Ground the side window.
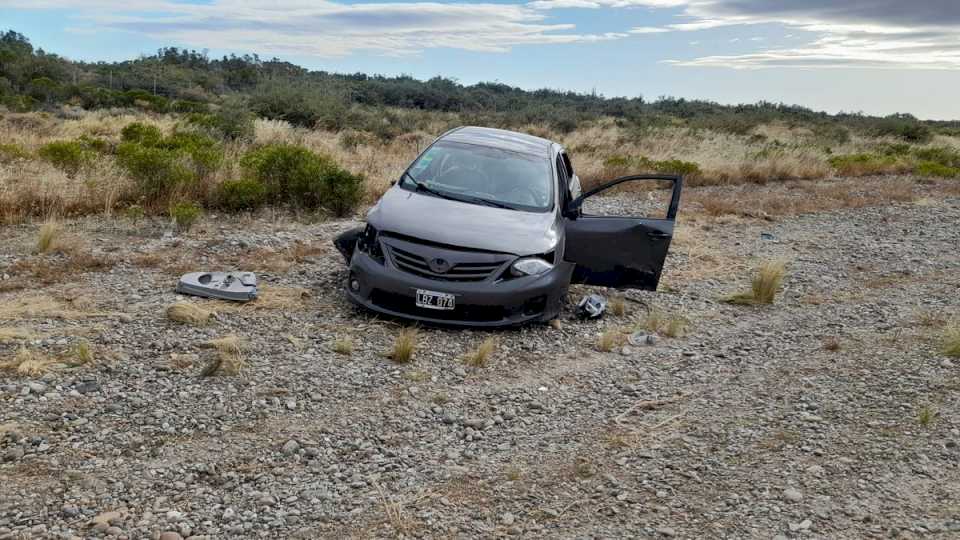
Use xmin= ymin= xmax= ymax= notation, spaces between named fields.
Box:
xmin=561 ymin=152 xmax=574 ymax=179
xmin=555 ymin=155 xmax=569 ymax=202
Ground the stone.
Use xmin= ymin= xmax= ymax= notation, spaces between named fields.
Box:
xmin=656 ymin=527 xmax=677 ymax=537
xmin=158 ymin=533 xmax=184 ymax=540
xmin=501 ymin=513 xmax=515 ymax=525
xmin=282 ymin=440 xmax=300 ymax=454
xmin=783 ymin=488 xmax=804 ymax=502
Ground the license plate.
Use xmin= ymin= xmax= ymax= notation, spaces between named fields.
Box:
xmin=415 ymin=289 xmax=455 ymax=310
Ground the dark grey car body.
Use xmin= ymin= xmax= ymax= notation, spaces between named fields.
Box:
xmin=341 ymin=126 xmax=683 ymax=326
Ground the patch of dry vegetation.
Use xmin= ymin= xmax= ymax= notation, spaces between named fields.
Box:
xmin=640 ymin=308 xmax=688 ymax=338
xmin=464 ymin=337 xmax=496 ymax=368
xmin=35 ymin=219 xmax=61 ymax=253
xmin=0 ymin=327 xmax=34 ymax=342
xmin=0 ymin=294 xmax=111 ymax=320
xmin=166 ymin=302 xmax=214 ymax=325
xmin=332 ymin=337 xmax=354 ymax=356
xmin=0 ymin=348 xmax=55 ymax=376
xmin=943 ymin=322 xmax=960 ymax=358
xmin=200 ymin=335 xmax=248 ymax=376
xmin=596 ymin=328 xmax=627 ymax=352
xmin=389 ymin=327 xmax=418 ymax=363
xmin=726 ymin=260 xmax=786 ymax=305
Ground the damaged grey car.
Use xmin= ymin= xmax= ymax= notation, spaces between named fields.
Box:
xmin=335 ymin=126 xmax=683 ymax=327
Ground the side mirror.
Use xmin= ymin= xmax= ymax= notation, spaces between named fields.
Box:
xmin=564 ymin=198 xmax=583 ymax=218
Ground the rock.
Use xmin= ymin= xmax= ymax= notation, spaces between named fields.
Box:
xmin=656 ymin=527 xmax=677 ymax=537
xmin=75 ymin=381 xmax=100 ymax=394
xmin=165 ymin=510 xmax=184 ymax=522
xmin=501 ymin=513 xmax=515 ymax=526
xmin=285 ymin=399 xmax=297 ymax=410
xmin=789 ymin=519 xmax=812 ymax=532
xmin=27 ymin=382 xmax=47 ymax=394
xmin=628 ymin=332 xmax=657 ymax=346
xmin=158 ymin=533 xmax=184 ymax=540
xmin=105 ymin=526 xmax=124 ymax=536
xmin=783 ymin=488 xmax=804 ymax=502
xmin=282 ymin=440 xmax=300 ymax=454
xmin=91 ymin=511 xmax=122 ymax=525
xmin=222 ymin=508 xmax=236 ymax=521
xmin=2 ymin=447 xmax=24 ymax=462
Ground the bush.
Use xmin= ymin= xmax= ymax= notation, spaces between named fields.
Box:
xmin=187 ymin=101 xmax=256 ymax=141
xmin=217 ymin=178 xmax=268 ymax=210
xmin=77 ymin=134 xmax=111 ymax=153
xmin=912 ymin=146 xmax=960 ymax=168
xmin=0 ymin=143 xmax=29 ymax=163
xmin=915 ymin=161 xmax=960 ymax=178
xmin=169 ymin=202 xmax=202 ymax=231
xmin=240 ymin=143 xmax=364 ymax=214
xmin=117 ymin=142 xmax=194 ymax=200
xmin=828 ymin=153 xmax=902 ymax=176
xmin=161 ymin=131 xmax=223 ymax=179
xmin=38 ymin=140 xmax=92 ymax=176
xmin=170 ymin=100 xmax=208 ymax=114
xmin=876 ymin=116 xmax=932 ymax=143
xmin=121 ymin=122 xmax=163 ymax=146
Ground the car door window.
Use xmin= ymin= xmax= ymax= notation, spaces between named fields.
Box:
xmin=580 ymin=178 xmax=675 ymax=219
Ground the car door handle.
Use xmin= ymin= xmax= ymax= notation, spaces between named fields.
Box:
xmin=647 ymin=231 xmax=671 ymax=239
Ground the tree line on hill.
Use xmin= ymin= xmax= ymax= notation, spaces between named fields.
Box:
xmin=2 ymin=29 xmax=957 ymax=142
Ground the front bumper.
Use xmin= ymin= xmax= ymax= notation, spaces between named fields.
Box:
xmin=345 ymin=250 xmax=571 ymax=327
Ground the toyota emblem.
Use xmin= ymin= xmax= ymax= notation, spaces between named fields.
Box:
xmin=429 ymin=258 xmax=450 ymax=273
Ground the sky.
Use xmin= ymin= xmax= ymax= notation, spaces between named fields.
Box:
xmin=3 ymin=0 xmax=959 ymax=120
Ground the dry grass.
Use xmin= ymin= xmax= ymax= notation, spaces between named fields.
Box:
xmin=463 ymin=337 xmax=496 ymax=368
xmin=596 ymin=328 xmax=626 ymax=352
xmin=166 ymin=302 xmax=215 ymax=326
xmin=0 ymin=294 xmax=110 ymax=320
xmin=35 ymin=219 xmax=62 ymax=253
xmin=609 ymin=296 xmax=627 ymax=317
xmin=333 ymin=337 xmax=354 ymax=356
xmin=918 ymin=405 xmax=938 ymax=427
xmin=943 ymin=322 xmax=960 ymax=358
xmin=389 ymin=327 xmax=418 ymax=363
xmin=71 ymin=339 xmax=94 ymax=365
xmin=823 ymin=337 xmax=842 ymax=352
xmin=200 ymin=335 xmax=248 ymax=376
xmin=640 ymin=308 xmax=688 ymax=338
xmin=0 ymin=327 xmax=34 ymax=342
xmin=0 ymin=348 xmax=55 ymax=376
xmin=726 ymin=260 xmax=786 ymax=305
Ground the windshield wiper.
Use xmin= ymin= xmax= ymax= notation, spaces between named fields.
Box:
xmin=402 ymin=172 xmax=517 ymax=210
xmin=402 ymin=172 xmax=464 ymax=203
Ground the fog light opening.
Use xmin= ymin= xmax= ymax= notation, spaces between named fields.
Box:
xmin=350 ymin=278 xmax=361 ymax=292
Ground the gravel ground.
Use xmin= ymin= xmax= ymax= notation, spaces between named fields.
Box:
xmin=1 ymin=184 xmax=959 ymax=540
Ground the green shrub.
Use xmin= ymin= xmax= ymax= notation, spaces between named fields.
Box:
xmin=38 ymin=140 xmax=92 ymax=176
xmin=217 ymin=178 xmax=268 ymax=210
xmin=602 ymin=154 xmax=700 ymax=178
xmin=77 ymin=134 xmax=111 ymax=153
xmin=654 ymin=158 xmax=701 ymax=177
xmin=240 ymin=143 xmax=364 ymax=215
xmin=915 ymin=161 xmax=960 ymax=178
xmin=811 ymin=123 xmax=850 ymax=145
xmin=828 ymin=153 xmax=901 ymax=176
xmin=117 ymin=142 xmax=194 ymax=199
xmin=0 ymin=143 xmax=29 ymax=163
xmin=876 ymin=116 xmax=932 ymax=143
xmin=169 ymin=202 xmax=202 ymax=232
xmin=171 ymin=100 xmax=208 ymax=114
xmin=912 ymin=147 xmax=960 ymax=168
xmin=339 ymin=129 xmax=375 ymax=151
xmin=318 ymin=167 xmax=364 ymax=217
xmin=161 ymin=131 xmax=223 ymax=178
xmin=121 ymin=122 xmax=163 ymax=146
xmin=186 ymin=101 xmax=255 ymax=141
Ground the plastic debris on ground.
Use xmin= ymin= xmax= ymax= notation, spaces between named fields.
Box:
xmin=576 ymin=294 xmax=607 ymax=319
xmin=176 ymin=271 xmax=258 ymax=302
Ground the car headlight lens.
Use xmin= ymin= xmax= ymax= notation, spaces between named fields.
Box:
xmin=356 ymin=224 xmax=384 ymax=263
xmin=511 ymin=257 xmax=554 ymax=277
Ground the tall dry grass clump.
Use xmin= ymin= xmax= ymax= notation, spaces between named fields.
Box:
xmin=1 ymin=348 xmax=55 ymax=376
xmin=727 ymin=260 xmax=786 ymax=305
xmin=389 ymin=327 xmax=418 ymax=363
xmin=166 ymin=302 xmax=215 ymax=325
xmin=200 ymin=335 xmax=248 ymax=376
xmin=464 ymin=337 xmax=496 ymax=368
xmin=943 ymin=322 xmax=960 ymax=358
xmin=36 ymin=219 xmax=62 ymax=253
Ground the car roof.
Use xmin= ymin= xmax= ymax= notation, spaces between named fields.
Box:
xmin=441 ymin=126 xmax=555 ymax=157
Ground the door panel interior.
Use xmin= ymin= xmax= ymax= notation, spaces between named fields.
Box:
xmin=563 ymin=174 xmax=682 ymax=290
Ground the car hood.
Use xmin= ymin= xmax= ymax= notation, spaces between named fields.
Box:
xmin=367 ymin=187 xmax=559 ymax=256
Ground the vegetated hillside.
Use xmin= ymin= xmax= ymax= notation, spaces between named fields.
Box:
xmin=3 ymin=29 xmax=958 ymax=138
xmin=1 ymin=29 xmax=960 ymax=224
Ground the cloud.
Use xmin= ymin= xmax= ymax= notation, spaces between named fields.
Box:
xmin=0 ymin=0 xmax=626 ymax=57
xmin=544 ymin=0 xmax=960 ymax=69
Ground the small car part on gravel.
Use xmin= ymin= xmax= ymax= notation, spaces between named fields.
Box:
xmin=176 ymin=271 xmax=258 ymax=302
xmin=576 ymin=294 xmax=607 ymax=319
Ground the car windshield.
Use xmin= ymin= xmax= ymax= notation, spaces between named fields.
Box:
xmin=400 ymin=140 xmax=553 ymax=212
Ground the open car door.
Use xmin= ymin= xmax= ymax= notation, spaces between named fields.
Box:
xmin=563 ymin=174 xmax=683 ymax=290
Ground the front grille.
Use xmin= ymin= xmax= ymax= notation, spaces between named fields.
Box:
xmin=382 ymin=237 xmax=510 ymax=282
xmin=370 ymin=289 xmax=505 ymax=322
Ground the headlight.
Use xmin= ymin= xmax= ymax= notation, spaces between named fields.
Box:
xmin=511 ymin=257 xmax=554 ymax=276
xmin=357 ymin=224 xmax=384 ymax=263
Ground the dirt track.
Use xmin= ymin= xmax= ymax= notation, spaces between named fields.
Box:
xmin=1 ymin=178 xmax=959 ymax=539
